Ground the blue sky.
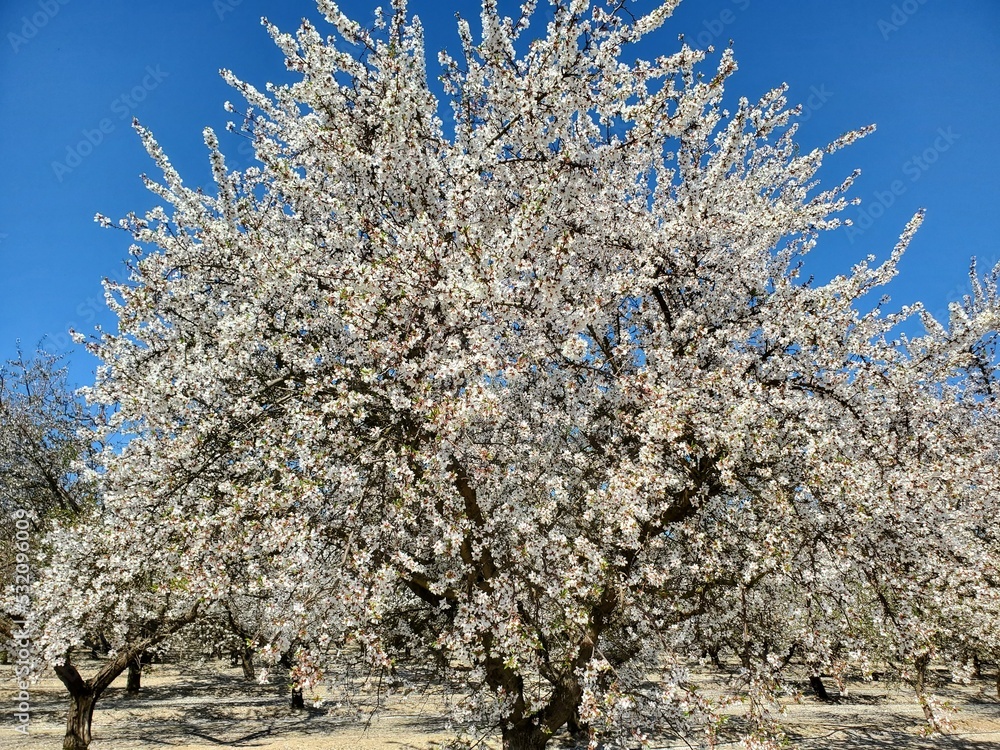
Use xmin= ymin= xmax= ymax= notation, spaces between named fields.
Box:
xmin=1 ymin=0 xmax=998 ymax=386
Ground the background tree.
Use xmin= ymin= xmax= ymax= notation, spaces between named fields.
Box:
xmin=0 ymin=350 xmax=202 ymax=748
xmin=1 ymin=348 xmax=94 ymax=640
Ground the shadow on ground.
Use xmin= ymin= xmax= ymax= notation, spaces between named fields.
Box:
xmin=4 ymin=659 xmax=1000 ymax=749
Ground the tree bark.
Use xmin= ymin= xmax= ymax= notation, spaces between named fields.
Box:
xmin=291 ymin=686 xmax=304 ymax=709
xmin=501 ymin=720 xmax=550 ymax=750
xmin=126 ymin=660 xmax=141 ymax=695
xmin=54 ymin=655 xmax=125 ymax=750
xmin=62 ymin=689 xmax=97 ymax=750
xmin=913 ymin=652 xmax=943 ymax=733
xmin=241 ymin=646 xmax=255 ymax=681
xmin=809 ymin=674 xmax=834 ymax=702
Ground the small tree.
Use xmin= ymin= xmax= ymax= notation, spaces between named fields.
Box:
xmin=25 ymin=507 xmax=204 ymax=750
xmin=0 ymin=353 xmax=206 ymax=749
xmin=34 ymin=1 xmax=1000 ymax=748
xmin=1 ymin=348 xmax=93 ymax=642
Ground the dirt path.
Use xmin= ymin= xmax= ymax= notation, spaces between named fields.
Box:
xmin=3 ymin=659 xmax=1000 ymax=748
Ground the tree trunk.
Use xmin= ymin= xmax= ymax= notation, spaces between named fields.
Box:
xmin=809 ymin=674 xmax=834 ymax=702
xmin=126 ymin=657 xmax=142 ymax=695
xmin=501 ymin=720 xmax=550 ymax=750
xmin=54 ymin=660 xmax=102 ymax=750
xmin=241 ymin=647 xmax=255 ymax=681
xmin=63 ymin=688 xmax=96 ymax=750
xmin=566 ymin=704 xmax=589 ymax=739
xmin=291 ymin=686 xmax=304 ymax=709
xmin=913 ymin=652 xmax=943 ymax=733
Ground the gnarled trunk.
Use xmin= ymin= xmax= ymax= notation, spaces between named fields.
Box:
xmin=501 ymin=720 xmax=550 ymax=750
xmin=63 ymin=690 xmax=97 ymax=750
xmin=488 ymin=663 xmax=583 ymax=750
xmin=63 ymin=689 xmax=96 ymax=750
xmin=57 ymin=648 xmax=153 ymax=748
xmin=55 ymin=656 xmax=121 ymax=750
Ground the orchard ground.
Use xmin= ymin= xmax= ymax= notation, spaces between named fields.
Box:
xmin=3 ymin=656 xmax=1000 ymax=748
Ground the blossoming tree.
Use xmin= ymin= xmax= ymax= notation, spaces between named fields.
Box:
xmin=1 ymin=350 xmax=93 ymax=642
xmin=22 ymin=1 xmax=1000 ymax=748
